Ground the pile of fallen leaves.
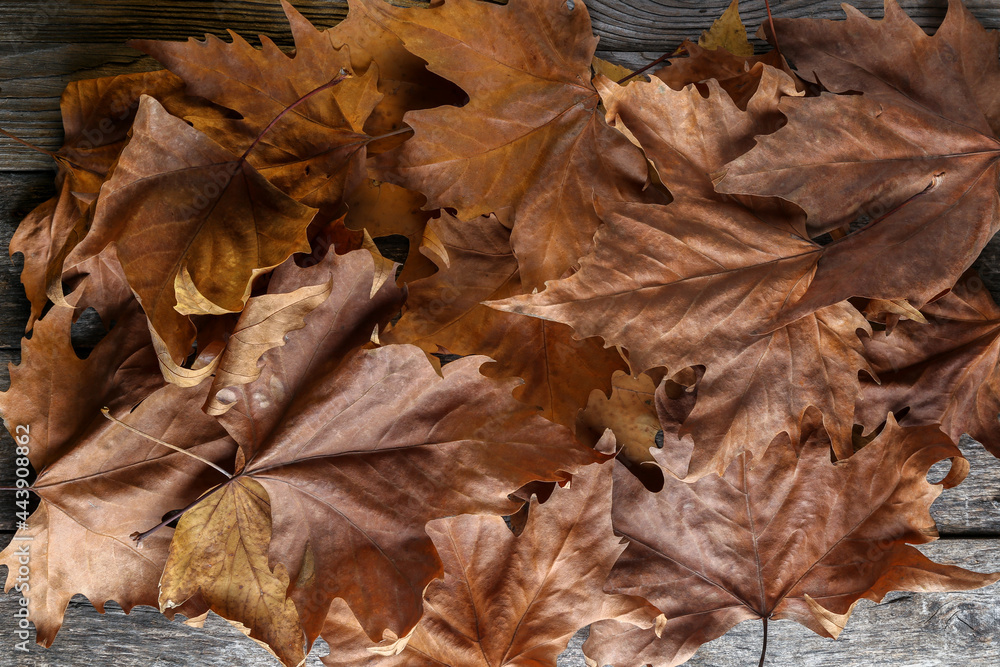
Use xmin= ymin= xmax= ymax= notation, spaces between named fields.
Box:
xmin=3 ymin=0 xmax=1000 ymax=664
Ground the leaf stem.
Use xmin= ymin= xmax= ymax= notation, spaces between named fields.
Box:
xmin=616 ymin=50 xmax=678 ymax=86
xmin=368 ymin=126 xmax=414 ymax=143
xmin=763 ymin=0 xmax=782 ymax=58
xmin=240 ymin=72 xmax=350 ymax=162
xmin=130 ymin=487 xmax=222 ymax=543
xmin=0 ymin=127 xmax=103 ymax=177
xmin=758 ymin=616 xmax=769 ymax=667
xmin=101 ymin=407 xmax=232 ymax=479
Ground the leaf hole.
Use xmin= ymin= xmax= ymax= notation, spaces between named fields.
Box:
xmin=71 ymin=307 xmax=109 ymax=358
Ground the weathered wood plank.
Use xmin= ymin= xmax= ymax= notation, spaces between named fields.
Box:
xmin=0 ymin=596 xmax=327 ymax=666
xmin=0 ymin=540 xmax=996 ymax=666
xmin=586 ymin=0 xmax=994 ymax=49
xmin=3 ymin=1 xmax=1000 ymax=168
xmin=930 ymin=436 xmax=1000 ymax=537
xmin=0 ymin=1 xmax=995 ymax=50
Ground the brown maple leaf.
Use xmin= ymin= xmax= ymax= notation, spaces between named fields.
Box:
xmin=160 ymin=477 xmax=305 ymax=666
xmin=57 ymin=70 xmax=212 ymax=178
xmin=9 ymin=177 xmax=94 ymax=331
xmin=494 ymin=69 xmax=872 ymax=478
xmin=320 ymin=461 xmax=659 ymax=667
xmin=344 ymin=176 xmax=437 ymax=284
xmin=653 ymin=40 xmax=793 ymax=110
xmin=71 ymin=95 xmax=319 ymax=365
xmin=152 ymin=249 xmax=603 ymax=660
xmin=383 ymin=210 xmax=627 ymax=429
xmin=0 ymin=303 xmax=235 ymax=645
xmin=11 ymin=70 xmax=222 ymax=330
xmin=133 ymin=0 xmax=382 ymax=214
xmin=716 ymin=0 xmax=1000 ymax=324
xmin=367 ymin=0 xmax=658 ymax=288
xmin=585 ymin=416 xmax=1000 ymax=667
xmin=327 ymin=0 xmax=465 ymax=140
xmin=856 ymin=270 xmax=1000 ymax=458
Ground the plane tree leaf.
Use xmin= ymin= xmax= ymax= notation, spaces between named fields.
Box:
xmin=584 ymin=417 xmax=1000 ymax=667
xmin=72 ymin=95 xmax=318 ymax=365
xmin=857 ymin=270 xmax=1000 ymax=458
xmin=367 ymin=0 xmax=658 ymax=287
xmin=154 ymin=249 xmax=603 ymax=658
xmin=383 ymin=210 xmax=627 ymax=429
xmin=717 ymin=0 xmax=1000 ymax=324
xmin=494 ymin=68 xmax=871 ymax=478
xmin=132 ymin=0 xmax=381 ymax=213
xmin=0 ymin=303 xmax=235 ymax=645
xmin=329 ymin=461 xmax=659 ymax=667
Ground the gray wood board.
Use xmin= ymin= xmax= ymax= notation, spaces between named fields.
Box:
xmin=0 ymin=539 xmax=996 ymax=666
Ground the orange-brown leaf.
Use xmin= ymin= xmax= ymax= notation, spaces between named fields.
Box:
xmin=369 ymin=0 xmax=658 ymax=287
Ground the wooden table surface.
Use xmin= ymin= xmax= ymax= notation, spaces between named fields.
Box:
xmin=1 ymin=1 xmax=999 ymax=665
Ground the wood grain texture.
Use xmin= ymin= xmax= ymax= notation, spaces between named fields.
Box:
xmin=2 ymin=1 xmax=1000 ymax=167
xmin=586 ymin=0 xmax=1000 ymax=49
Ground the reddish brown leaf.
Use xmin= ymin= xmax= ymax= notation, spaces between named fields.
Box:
xmin=653 ymin=40 xmax=793 ymax=109
xmin=857 ymin=270 xmax=1000 ymax=457
xmin=205 ymin=248 xmax=404 ymax=414
xmin=154 ymin=249 xmax=602 ymax=654
xmin=73 ymin=95 xmax=318 ymax=364
xmin=327 ymin=0 xmax=465 ymax=140
xmin=320 ymin=461 xmax=658 ymax=667
xmin=717 ymin=0 xmax=1000 ymax=323
xmin=585 ymin=417 xmax=999 ymax=667
xmin=133 ymin=0 xmax=380 ymax=213
xmin=494 ymin=69 xmax=871 ymax=477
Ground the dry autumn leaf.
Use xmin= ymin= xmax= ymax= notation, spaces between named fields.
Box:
xmin=368 ymin=0 xmax=659 ymax=288
xmin=133 ymin=0 xmax=382 ymax=214
xmin=384 ymin=210 xmax=627 ymax=429
xmin=323 ymin=461 xmax=660 ymax=667
xmin=585 ymin=416 xmax=1000 ymax=667
xmin=698 ymin=0 xmax=754 ymax=57
xmin=717 ymin=0 xmax=1000 ymax=325
xmin=12 ymin=70 xmax=223 ymax=329
xmin=205 ymin=246 xmax=404 ymax=414
xmin=857 ymin=270 xmax=1000 ymax=458
xmin=327 ymin=0 xmax=465 ymax=139
xmin=71 ymin=95 xmax=318 ymax=365
xmin=653 ymin=40 xmax=792 ymax=110
xmin=494 ymin=68 xmax=872 ymax=478
xmin=0 ymin=303 xmax=235 ymax=645
xmin=148 ymin=250 xmax=603 ymax=662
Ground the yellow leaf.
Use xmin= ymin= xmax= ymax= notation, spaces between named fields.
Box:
xmin=699 ymin=0 xmax=754 ymax=57
xmin=592 ymin=56 xmax=634 ymax=85
xmin=159 ymin=479 xmax=304 ymax=667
